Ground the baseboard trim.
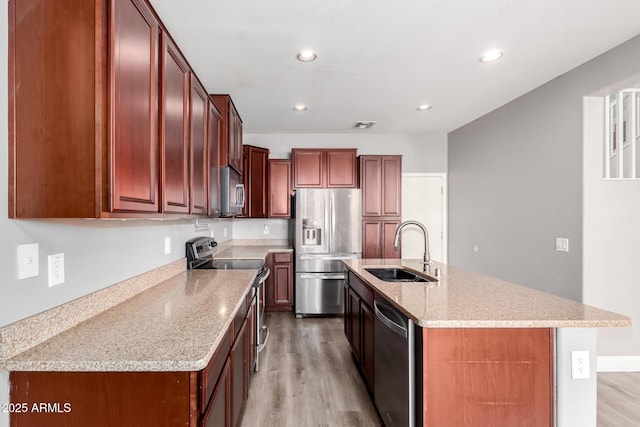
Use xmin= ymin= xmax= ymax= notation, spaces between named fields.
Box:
xmin=597 ymin=356 xmax=640 ymax=372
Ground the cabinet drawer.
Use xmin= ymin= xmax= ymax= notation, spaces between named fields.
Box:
xmin=200 ymin=326 xmax=232 ymax=414
xmin=273 ymin=252 xmax=292 ymax=263
xmin=348 ymin=271 xmax=374 ymax=308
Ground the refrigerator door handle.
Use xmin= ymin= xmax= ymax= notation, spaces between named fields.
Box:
xmin=299 ymin=273 xmax=346 ymax=280
xmin=298 ymin=254 xmax=360 ymax=261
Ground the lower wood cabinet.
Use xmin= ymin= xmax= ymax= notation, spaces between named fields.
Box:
xmin=265 ymin=252 xmax=293 ymax=312
xmin=343 ymin=271 xmax=375 ymax=393
xmin=10 ymin=295 xmax=256 ymax=427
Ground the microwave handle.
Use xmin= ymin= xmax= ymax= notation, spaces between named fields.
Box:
xmin=236 ymin=184 xmax=245 ymax=208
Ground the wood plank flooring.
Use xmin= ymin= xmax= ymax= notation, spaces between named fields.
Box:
xmin=241 ymin=312 xmax=382 ymax=427
xmin=242 ymin=313 xmax=640 ymax=427
xmin=598 ymin=372 xmax=640 ymax=427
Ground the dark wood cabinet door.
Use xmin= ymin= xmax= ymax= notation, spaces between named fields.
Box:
xmin=190 ymin=75 xmax=208 ymax=215
xmin=361 ymin=302 xmax=375 ymax=392
xmin=230 ymin=107 xmax=244 ymax=173
xmin=273 ymin=263 xmax=293 ymax=306
xmin=110 ymin=0 xmax=160 ymax=213
xmin=343 ymin=283 xmax=351 ymax=344
xmin=382 ymin=219 xmax=402 ymax=259
xmin=268 ymin=159 xmax=292 ymax=218
xmin=202 ymin=359 xmax=231 ymax=427
xmin=208 ymin=100 xmax=221 ymax=217
xmin=326 ymin=149 xmax=357 ymax=188
xmin=348 ymin=288 xmax=361 ymax=361
xmin=160 ymin=34 xmax=190 ymax=214
xmin=244 ymin=145 xmax=269 ymax=218
xmin=292 ymin=149 xmax=324 ymax=188
xmin=363 ymin=220 xmax=382 ymax=259
xmin=381 ymin=156 xmax=402 ymax=216
xmin=360 ymin=156 xmax=382 ymax=216
xmin=231 ymin=319 xmax=247 ymax=427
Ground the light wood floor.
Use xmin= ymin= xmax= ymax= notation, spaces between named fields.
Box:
xmin=242 ymin=313 xmax=640 ymax=427
xmin=598 ymin=372 xmax=640 ymax=427
xmin=241 ymin=312 xmax=382 ymax=427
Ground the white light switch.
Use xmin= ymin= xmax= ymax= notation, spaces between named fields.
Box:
xmin=48 ymin=253 xmax=65 ymax=287
xmin=17 ymin=243 xmax=39 ymax=279
xmin=263 ymin=224 xmax=270 ymax=235
xmin=164 ymin=237 xmax=171 ymax=255
xmin=555 ymin=237 xmax=569 ymax=252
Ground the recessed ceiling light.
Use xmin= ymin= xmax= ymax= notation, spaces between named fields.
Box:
xmin=297 ymin=50 xmax=317 ymax=62
xmin=480 ymin=49 xmax=503 ymax=62
xmin=416 ymin=104 xmax=432 ymax=111
xmin=293 ymin=105 xmax=308 ymax=111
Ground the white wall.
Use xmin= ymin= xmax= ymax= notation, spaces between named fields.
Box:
xmin=448 ymin=34 xmax=640 ymax=303
xmin=583 ymin=96 xmax=640 ymax=361
xmin=244 ymin=133 xmax=448 ymax=173
xmin=232 ymin=218 xmax=291 ymax=240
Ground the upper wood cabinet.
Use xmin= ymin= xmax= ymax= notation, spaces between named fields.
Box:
xmin=242 ymin=145 xmax=269 ymax=218
xmin=8 ymin=0 xmax=215 ymax=218
xmin=208 ymin=100 xmax=222 ymax=217
xmin=268 ymin=159 xmax=292 ymax=218
xmin=211 ymin=94 xmax=244 ymax=175
xmin=160 ymin=34 xmax=190 ymax=214
xmin=360 ymin=155 xmax=402 ymax=217
xmin=189 ymin=75 xmax=209 ymax=215
xmin=292 ymin=149 xmax=357 ymax=188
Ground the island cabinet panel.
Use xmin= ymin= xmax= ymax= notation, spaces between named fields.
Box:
xmin=265 ymin=252 xmax=294 ymax=312
xmin=110 ymin=0 xmax=160 ymax=213
xmin=344 ymin=271 xmax=375 ymax=393
xmin=421 ymin=328 xmax=553 ymax=427
xmin=292 ymin=149 xmax=358 ymax=188
xmin=9 ymin=371 xmax=197 ymax=427
xmin=268 ymin=159 xmax=292 ymax=218
xmin=160 ymin=34 xmax=190 ymax=214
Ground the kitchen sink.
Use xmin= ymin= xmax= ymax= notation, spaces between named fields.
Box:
xmin=365 ymin=268 xmax=437 ymax=283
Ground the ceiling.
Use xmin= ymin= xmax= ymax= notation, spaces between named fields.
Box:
xmin=149 ymin=0 xmax=640 ymax=134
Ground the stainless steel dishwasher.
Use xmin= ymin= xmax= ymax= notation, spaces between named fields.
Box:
xmin=374 ymin=298 xmax=415 ymax=427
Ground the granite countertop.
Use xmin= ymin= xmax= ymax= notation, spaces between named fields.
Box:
xmin=5 ymin=269 xmax=258 ymax=372
xmin=214 ymin=245 xmax=293 ymax=260
xmin=342 ymin=259 xmax=631 ymax=328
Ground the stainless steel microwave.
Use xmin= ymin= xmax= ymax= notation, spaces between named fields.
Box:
xmin=220 ymin=167 xmax=245 ymax=216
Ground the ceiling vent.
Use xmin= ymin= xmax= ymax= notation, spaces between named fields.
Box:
xmin=353 ymin=121 xmax=377 ymax=129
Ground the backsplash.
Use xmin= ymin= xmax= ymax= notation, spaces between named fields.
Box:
xmin=232 ymin=218 xmax=292 ymax=240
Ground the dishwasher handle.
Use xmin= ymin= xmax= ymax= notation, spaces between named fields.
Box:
xmin=374 ymin=300 xmax=408 ymax=338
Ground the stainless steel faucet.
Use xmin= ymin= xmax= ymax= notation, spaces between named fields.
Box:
xmin=393 ymin=221 xmax=430 ymax=270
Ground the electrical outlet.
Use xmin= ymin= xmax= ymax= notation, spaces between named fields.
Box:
xmin=17 ymin=243 xmax=39 ymax=279
xmin=571 ymin=350 xmax=590 ymax=379
xmin=48 ymin=253 xmax=65 ymax=287
xmin=263 ymin=224 xmax=270 ymax=235
xmin=164 ymin=237 xmax=171 ymax=255
xmin=556 ymin=237 xmax=569 ymax=252
xmin=224 ymin=227 xmax=228 ymax=237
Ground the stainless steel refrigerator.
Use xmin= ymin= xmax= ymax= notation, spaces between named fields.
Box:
xmin=294 ymin=188 xmax=362 ymax=317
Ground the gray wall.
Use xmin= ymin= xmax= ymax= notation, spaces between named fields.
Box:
xmin=448 ymin=34 xmax=640 ymax=301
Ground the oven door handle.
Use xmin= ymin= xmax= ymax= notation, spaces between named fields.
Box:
xmin=256 ymin=268 xmax=270 ymax=285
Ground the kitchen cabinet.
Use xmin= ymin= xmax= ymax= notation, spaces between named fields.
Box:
xmin=208 ymin=100 xmax=222 ymax=217
xmin=343 ymin=271 xmax=375 ymax=393
xmin=360 ymin=155 xmax=402 ymax=217
xmin=242 ymin=145 xmax=269 ymax=218
xmin=8 ymin=0 xmax=215 ymax=219
xmin=265 ymin=252 xmax=293 ymax=312
xmin=268 ymin=159 xmax=292 ymax=218
xmin=160 ymin=34 xmax=190 ymax=214
xmin=362 ymin=219 xmax=401 ymax=259
xmin=190 ymin=75 xmax=209 ymax=215
xmin=359 ymin=156 xmax=402 ymax=258
xmin=292 ymin=149 xmax=358 ymax=188
xmin=211 ymin=95 xmax=243 ymax=175
xmin=9 ymin=293 xmax=256 ymax=427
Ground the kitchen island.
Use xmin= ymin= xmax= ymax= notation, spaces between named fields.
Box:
xmin=342 ymin=258 xmax=630 ymax=427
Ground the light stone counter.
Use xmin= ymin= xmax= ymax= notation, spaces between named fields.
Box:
xmin=4 ymin=269 xmax=258 ymax=372
xmin=342 ymin=259 xmax=630 ymax=328
xmin=214 ymin=245 xmax=293 ymax=260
